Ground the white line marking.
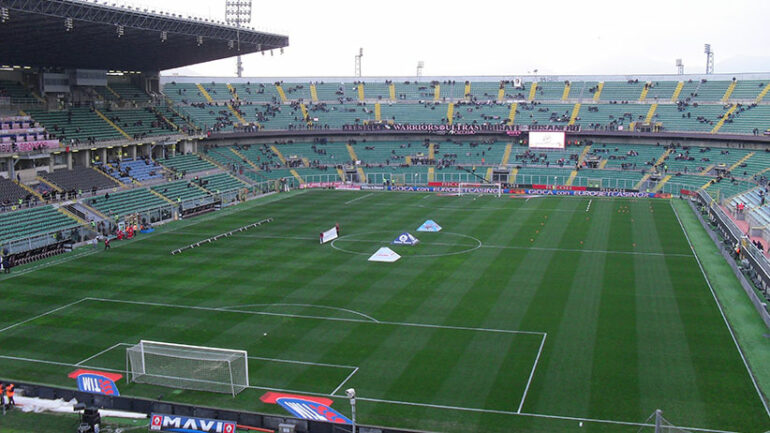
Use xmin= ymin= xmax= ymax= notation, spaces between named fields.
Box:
xmin=671 ymin=201 xmax=770 ymax=419
xmin=76 ymin=342 xmax=123 ymax=366
xmin=0 ymin=249 xmax=98 ymax=281
xmin=0 ymin=296 xmax=740 ymax=433
xmin=329 ymin=394 xmax=739 ymax=433
xmin=0 ymin=298 xmax=88 ymax=334
xmin=180 ymin=232 xmax=693 ymax=258
xmin=82 ymin=297 xmax=543 ymax=336
xmin=330 ymin=367 xmax=359 ymax=395
xmin=517 ymin=332 xmax=547 ymax=413
xmin=586 ymin=199 xmax=592 ymax=212
xmin=219 ymin=303 xmax=379 ymax=323
xmin=345 ymin=193 xmax=373 ymax=205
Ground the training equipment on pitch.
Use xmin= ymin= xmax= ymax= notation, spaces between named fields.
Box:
xmin=458 ymin=182 xmax=502 ymax=198
xmin=320 ymin=226 xmax=338 ymax=244
xmin=368 ymin=247 xmax=401 ymax=262
xmin=392 ymin=232 xmax=419 ymax=246
xmin=126 ymin=340 xmax=249 ymax=397
xmin=417 ymin=220 xmax=442 ymax=232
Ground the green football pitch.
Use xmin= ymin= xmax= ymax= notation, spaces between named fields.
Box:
xmin=1 ymin=190 xmax=768 ymax=433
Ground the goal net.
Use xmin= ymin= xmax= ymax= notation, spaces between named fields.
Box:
xmin=126 ymin=340 xmax=249 ymax=397
xmin=458 ymin=182 xmax=502 ymax=198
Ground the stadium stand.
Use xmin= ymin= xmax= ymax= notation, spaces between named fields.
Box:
xmin=159 ymin=153 xmax=216 ymax=174
xmin=0 ymin=176 xmax=32 ymax=206
xmin=27 ymin=107 xmax=124 ymax=144
xmin=41 ymin=166 xmax=120 ymax=192
xmin=152 ymin=180 xmax=208 ymax=202
xmin=85 ymin=188 xmax=170 ymax=218
xmin=0 ymin=205 xmax=79 ymax=243
xmin=199 ymin=173 xmax=248 ymax=193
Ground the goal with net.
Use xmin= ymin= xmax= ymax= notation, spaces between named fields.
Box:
xmin=458 ymin=182 xmax=502 ymax=198
xmin=126 ymin=340 xmax=249 ymax=397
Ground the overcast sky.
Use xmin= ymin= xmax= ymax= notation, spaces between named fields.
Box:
xmin=118 ymin=0 xmax=770 ymax=78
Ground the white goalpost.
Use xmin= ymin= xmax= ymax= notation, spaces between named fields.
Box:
xmin=458 ymin=182 xmax=502 ymax=198
xmin=126 ymin=340 xmax=249 ymax=397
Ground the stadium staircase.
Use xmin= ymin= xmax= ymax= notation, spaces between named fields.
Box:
xmin=195 ymin=84 xmax=214 ymax=103
xmin=310 ymin=84 xmax=319 ymax=102
xmin=501 ymin=143 xmax=513 ymax=165
xmin=711 ymin=104 xmax=738 ymax=133
xmin=639 ymin=82 xmax=651 ymax=101
xmin=427 ymin=167 xmax=435 ymax=182
xmin=509 ymin=167 xmax=518 ymax=184
xmin=464 ymin=82 xmax=471 ymax=99
xmin=198 ymin=153 xmax=228 ymax=171
xmin=269 ymin=145 xmax=288 ymax=164
xmin=336 ymin=167 xmax=346 ymax=181
xmin=593 ymin=82 xmax=604 ymax=102
xmin=651 ymin=175 xmax=672 ymax=192
xmin=568 ymin=103 xmax=581 ymax=125
xmin=671 ymin=81 xmax=684 ymax=101
xmin=645 ymin=104 xmax=658 ymax=124
xmin=149 ymin=188 xmax=176 ymax=204
xmin=15 ymin=180 xmax=43 ymax=200
xmin=428 ymin=143 xmax=435 ymax=162
xmin=721 ymin=81 xmax=737 ymax=102
xmin=485 ymin=167 xmax=494 ymax=182
xmin=433 ymin=84 xmax=440 ymax=101
xmin=565 ymin=171 xmax=578 ymax=186
xmin=36 ymin=176 xmax=62 ymax=192
xmin=356 ymin=167 xmax=366 ymax=182
xmin=389 ymin=83 xmax=396 ymax=101
xmin=275 ymin=84 xmax=288 ymax=103
xmin=229 ymin=148 xmax=260 ymax=170
xmin=227 ymin=105 xmax=247 ymax=125
xmin=300 ymin=103 xmax=310 ymax=124
xmin=93 ymin=109 xmax=132 ymax=140
xmin=357 ymin=84 xmax=365 ymax=101
xmin=699 ymin=165 xmax=715 ymax=175
xmin=508 ymin=103 xmax=517 ymax=124
xmin=656 ymin=148 xmax=673 ymax=166
xmin=498 ymin=86 xmax=505 ymax=102
xmin=226 ymin=83 xmax=239 ymax=101
xmin=447 ymin=103 xmax=455 ymax=125
xmin=405 ymin=155 xmax=412 ymax=165
xmin=756 ymin=83 xmax=770 ymax=103
xmin=728 ymin=152 xmax=755 ymax=172
xmin=633 ymin=174 xmax=652 ymax=191
xmin=561 ymin=82 xmax=570 ymax=101
xmin=57 ymin=205 xmax=89 ymax=226
xmin=528 ymin=82 xmax=538 ymax=101
xmin=346 ymin=143 xmax=359 ymax=163
xmin=374 ymin=103 xmax=381 ymax=121
xmin=289 ymin=169 xmax=304 ymax=185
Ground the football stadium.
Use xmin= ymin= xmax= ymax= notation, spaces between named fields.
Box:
xmin=0 ymin=1 xmax=769 ymax=433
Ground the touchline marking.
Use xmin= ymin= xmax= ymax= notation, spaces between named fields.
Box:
xmin=0 ymin=298 xmax=88 ymax=334
xmin=345 ymin=193 xmax=373 ymax=205
xmin=586 ymin=199 xmax=592 ymax=212
xmin=330 ymin=367 xmax=359 ymax=395
xmin=76 ymin=342 xmax=123 ymax=366
xmin=517 ymin=333 xmax=547 ymax=413
xmin=328 ymin=394 xmax=740 ymax=433
xmin=219 ymin=303 xmax=379 ymax=323
xmin=671 ymin=201 xmax=770 ymax=419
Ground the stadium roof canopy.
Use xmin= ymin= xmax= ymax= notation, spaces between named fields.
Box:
xmin=0 ymin=0 xmax=289 ymax=71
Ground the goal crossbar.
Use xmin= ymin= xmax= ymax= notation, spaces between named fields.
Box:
xmin=126 ymin=340 xmax=249 ymax=397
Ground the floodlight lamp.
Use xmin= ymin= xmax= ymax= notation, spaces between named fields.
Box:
xmin=346 ymin=388 xmax=356 ymax=398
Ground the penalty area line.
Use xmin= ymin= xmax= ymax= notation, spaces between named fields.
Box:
xmin=330 ymin=367 xmax=359 ymax=395
xmin=345 ymin=193 xmax=373 ymax=205
xmin=0 ymin=298 xmax=88 ymax=334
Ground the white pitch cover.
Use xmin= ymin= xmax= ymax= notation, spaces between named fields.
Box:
xmin=368 ymin=247 xmax=401 ymax=262
xmin=320 ymin=227 xmax=338 ymax=244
